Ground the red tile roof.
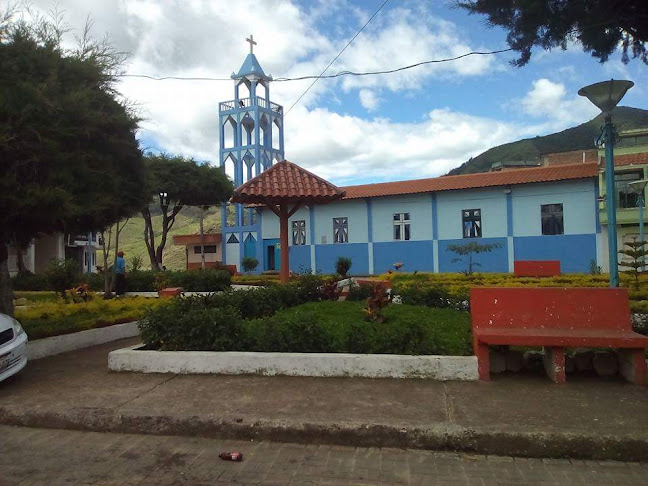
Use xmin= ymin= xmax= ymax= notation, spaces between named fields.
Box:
xmin=231 ymin=160 xmax=345 ymax=204
xmin=340 ymin=163 xmax=599 ymax=199
xmin=173 ymin=233 xmax=222 ymax=246
xmin=602 ymin=152 xmax=648 ymax=167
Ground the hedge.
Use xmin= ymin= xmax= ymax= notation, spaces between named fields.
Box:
xmin=11 ymin=268 xmax=231 ymax=293
xmin=139 ymin=299 xmax=472 ymax=356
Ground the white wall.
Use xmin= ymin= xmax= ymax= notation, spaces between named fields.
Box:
xmin=437 ymin=189 xmax=508 ymax=240
xmin=313 ymin=200 xmax=368 ymax=245
xmin=371 ymin=194 xmax=433 ymax=242
xmin=261 ymin=208 xmax=279 ymax=239
xmin=225 ymin=241 xmax=240 ymax=267
xmin=511 ymin=180 xmax=596 ymax=236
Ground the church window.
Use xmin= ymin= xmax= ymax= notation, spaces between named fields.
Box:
xmin=462 ymin=209 xmax=482 ymax=238
xmin=227 ymin=234 xmax=239 ymax=244
xmin=393 ymin=213 xmax=410 ymax=241
xmin=333 ymin=217 xmax=348 ymax=244
xmin=541 ymin=204 xmax=564 ymax=235
xmin=292 ymin=220 xmax=306 ymax=245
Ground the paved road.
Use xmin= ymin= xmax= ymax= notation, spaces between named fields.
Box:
xmin=0 ymin=426 xmax=646 ymax=485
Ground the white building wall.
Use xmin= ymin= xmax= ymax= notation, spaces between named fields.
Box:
xmin=436 ymin=188 xmax=508 ymax=240
xmin=313 ymin=200 xmax=368 ymax=245
xmin=371 ymin=194 xmax=432 ymax=242
xmin=511 ymin=180 xmax=597 ymax=236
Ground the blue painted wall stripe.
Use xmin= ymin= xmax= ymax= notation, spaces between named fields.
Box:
xmin=506 ymin=192 xmax=513 ymax=237
xmin=431 ymin=193 xmax=438 ymax=241
xmin=366 ymin=199 xmax=373 ymax=243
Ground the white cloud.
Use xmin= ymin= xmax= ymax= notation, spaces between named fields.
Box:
xmin=17 ymin=0 xmax=524 ymax=184
xmin=359 ymin=89 xmax=380 ymax=111
xmin=520 ymin=78 xmax=599 ymax=127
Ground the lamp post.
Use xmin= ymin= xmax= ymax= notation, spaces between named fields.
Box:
xmin=629 ymin=178 xmax=648 ymax=271
xmin=578 ymin=79 xmax=634 ymax=287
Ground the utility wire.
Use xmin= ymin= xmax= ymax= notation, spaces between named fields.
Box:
xmin=118 ymin=48 xmax=512 ymax=83
xmin=274 ymin=48 xmax=513 ymax=81
xmin=284 ymin=0 xmax=390 ymax=115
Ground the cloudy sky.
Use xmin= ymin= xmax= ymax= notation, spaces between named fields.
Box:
xmin=19 ymin=0 xmax=648 ymax=185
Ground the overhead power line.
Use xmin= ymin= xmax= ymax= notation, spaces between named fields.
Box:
xmin=284 ymin=0 xmax=391 ymax=115
xmin=118 ymin=48 xmax=512 ymax=84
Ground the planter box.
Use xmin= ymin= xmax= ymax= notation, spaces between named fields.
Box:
xmin=108 ymin=346 xmax=478 ymax=381
xmin=28 ymin=321 xmax=139 ymax=361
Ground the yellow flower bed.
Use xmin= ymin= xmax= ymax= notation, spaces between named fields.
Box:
xmin=385 ymin=272 xmax=648 ymax=313
xmin=15 ymin=296 xmax=169 ymax=340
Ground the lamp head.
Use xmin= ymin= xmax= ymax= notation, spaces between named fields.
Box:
xmin=578 ymin=79 xmax=634 ymax=114
xmin=629 ymin=179 xmax=648 ymax=194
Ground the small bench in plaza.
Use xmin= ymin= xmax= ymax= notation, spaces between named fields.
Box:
xmin=470 ymin=287 xmax=648 ymax=385
xmin=513 ymin=260 xmax=561 ymax=277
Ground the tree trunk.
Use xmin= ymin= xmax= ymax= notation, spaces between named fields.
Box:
xmin=0 ymin=240 xmax=14 ymax=317
xmin=142 ymin=207 xmax=160 ymax=271
xmin=101 ymin=227 xmax=113 ymax=295
xmin=200 ymin=206 xmax=205 ymax=270
xmin=15 ymin=245 xmax=27 ymax=274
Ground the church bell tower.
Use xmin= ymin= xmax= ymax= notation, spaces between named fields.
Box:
xmin=220 ymin=35 xmax=284 ymax=271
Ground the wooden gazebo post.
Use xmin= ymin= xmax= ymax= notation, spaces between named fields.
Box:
xmin=231 ymin=160 xmax=345 ymax=284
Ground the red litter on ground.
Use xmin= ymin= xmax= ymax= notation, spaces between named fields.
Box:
xmin=219 ymin=452 xmax=243 ymax=461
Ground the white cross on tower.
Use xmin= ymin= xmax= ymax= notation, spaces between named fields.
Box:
xmin=246 ymin=34 xmax=257 ymax=54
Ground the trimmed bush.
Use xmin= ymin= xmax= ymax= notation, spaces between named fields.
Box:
xmin=335 ymin=257 xmax=352 ymax=277
xmin=44 ymin=259 xmax=81 ymax=296
xmin=11 ymin=272 xmax=48 ymax=291
xmin=346 ymin=282 xmax=376 ymax=302
xmin=242 ymin=257 xmax=259 ymax=272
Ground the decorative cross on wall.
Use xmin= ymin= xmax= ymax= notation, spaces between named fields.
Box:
xmin=246 ymin=35 xmax=257 ymax=54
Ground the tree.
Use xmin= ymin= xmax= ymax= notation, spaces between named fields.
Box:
xmin=457 ymin=0 xmax=648 ymax=66
xmin=446 ymin=241 xmax=503 ymax=275
xmin=0 ymin=10 xmax=147 ymax=315
xmin=141 ymin=154 xmax=233 ymax=271
xmin=619 ymin=238 xmax=648 ymax=289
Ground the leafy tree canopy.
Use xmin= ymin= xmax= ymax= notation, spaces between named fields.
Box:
xmin=457 ymin=0 xmax=648 ymax=66
xmin=0 ymin=9 xmax=147 ymax=315
xmin=0 ymin=10 xmax=147 ymax=241
xmin=141 ymin=153 xmax=233 ymax=270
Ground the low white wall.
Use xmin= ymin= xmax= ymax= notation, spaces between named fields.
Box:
xmin=28 ymin=321 xmax=139 ymax=360
xmin=108 ymin=346 xmax=478 ymax=381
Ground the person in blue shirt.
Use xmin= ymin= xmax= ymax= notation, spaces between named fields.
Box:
xmin=115 ymin=251 xmax=126 ymax=296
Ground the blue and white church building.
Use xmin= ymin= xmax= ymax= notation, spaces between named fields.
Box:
xmin=221 ymin=40 xmax=603 ymax=275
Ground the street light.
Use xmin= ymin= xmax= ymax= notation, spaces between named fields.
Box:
xmin=578 ymin=79 xmax=634 ymax=287
xmin=629 ymin=178 xmax=648 ymax=271
xmin=158 ymin=191 xmax=169 ymax=207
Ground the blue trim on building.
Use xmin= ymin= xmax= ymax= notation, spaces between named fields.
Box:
xmin=373 ymin=241 xmax=434 ymax=274
xmin=309 ymin=205 xmax=316 ymax=244
xmin=438 ymin=238 xmax=509 ymax=273
xmin=366 ymin=199 xmax=373 ymax=242
xmin=506 ymin=192 xmax=513 ymax=237
xmin=314 ymin=244 xmax=369 ymax=275
xmin=290 ymin=245 xmax=312 ymax=273
xmin=513 ymin=234 xmax=597 ymax=273
xmin=431 ymin=193 xmax=438 ymax=240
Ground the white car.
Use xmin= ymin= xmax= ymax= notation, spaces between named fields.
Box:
xmin=0 ymin=313 xmax=28 ymax=383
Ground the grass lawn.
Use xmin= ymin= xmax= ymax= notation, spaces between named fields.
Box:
xmin=242 ymin=301 xmax=472 ymax=356
xmin=14 ymin=296 xmax=168 ymax=340
xmin=14 ymin=291 xmax=58 ymax=304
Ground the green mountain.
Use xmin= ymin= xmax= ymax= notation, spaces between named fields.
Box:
xmin=447 ymin=106 xmax=648 ymax=176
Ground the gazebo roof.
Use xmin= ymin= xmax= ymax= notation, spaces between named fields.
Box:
xmin=231 ymin=160 xmax=345 ymax=205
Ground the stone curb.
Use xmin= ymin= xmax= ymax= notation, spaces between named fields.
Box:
xmin=27 ymin=322 xmax=139 ymax=361
xmin=0 ymin=407 xmax=645 ymax=462
xmin=108 ymin=346 xmax=479 ymax=381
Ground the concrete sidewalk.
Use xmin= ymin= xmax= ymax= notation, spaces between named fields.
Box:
xmin=1 ymin=338 xmax=647 ymax=461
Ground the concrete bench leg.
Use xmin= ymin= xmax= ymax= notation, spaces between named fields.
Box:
xmin=475 ymin=341 xmax=490 ymax=381
xmin=543 ymin=347 xmax=566 ymax=384
xmin=619 ymin=349 xmax=647 ymax=386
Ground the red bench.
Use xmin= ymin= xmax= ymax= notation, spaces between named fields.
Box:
xmin=158 ymin=287 xmax=183 ymax=298
xmin=514 ymin=260 xmax=561 ymax=277
xmin=470 ymin=287 xmax=648 ymax=385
